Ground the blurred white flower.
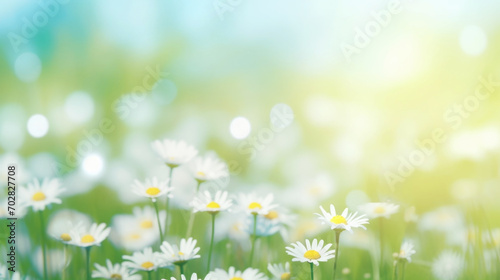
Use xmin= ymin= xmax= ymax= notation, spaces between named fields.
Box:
xmin=47 ymin=209 xmax=92 ymax=243
xmin=209 ymin=266 xmax=267 ymax=280
xmin=19 ymin=178 xmax=65 ymax=212
xmin=396 ymin=241 xmax=416 ymax=262
xmin=68 ymin=223 xmax=111 ymax=247
xmin=316 ymin=204 xmax=369 ymax=233
xmin=268 ymin=262 xmax=291 ymax=280
xmin=190 ymin=156 xmax=229 ymax=183
xmin=431 ymin=251 xmax=464 ymax=280
xmin=191 ymin=190 xmax=232 ymax=214
xmin=243 ymin=215 xmax=280 ymax=237
xmin=151 ymin=139 xmax=198 ymax=167
xmin=92 ymin=259 xmax=141 ymax=280
xmin=110 ymin=206 xmax=165 ymax=251
xmin=419 ymin=206 xmax=464 ymax=233
xmin=286 ymin=239 xmax=335 ymax=266
xmin=358 ymin=202 xmax=399 ymax=219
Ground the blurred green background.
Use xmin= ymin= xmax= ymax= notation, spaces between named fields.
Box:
xmin=1 ymin=0 xmax=500 ymax=279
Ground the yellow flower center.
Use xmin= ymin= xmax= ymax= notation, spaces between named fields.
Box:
xmin=141 ymin=261 xmax=154 ymax=269
xmin=399 ymin=249 xmax=405 ymax=256
xmin=32 ymin=191 xmax=46 ymax=201
xmin=60 ymin=233 xmax=71 ymax=241
xmin=128 ymin=234 xmax=141 ymax=240
xmin=207 ymin=201 xmax=221 ymax=209
xmin=140 ymin=220 xmax=154 ymax=229
xmin=309 ymin=186 xmax=322 ymax=195
xmin=146 ymin=187 xmax=161 ymax=196
xmin=330 ymin=215 xmax=347 ymax=225
xmin=230 ymin=278 xmax=244 ymax=280
xmin=374 ymin=206 xmax=386 ymax=214
xmin=304 ymin=250 xmax=321 ymax=260
xmin=81 ymin=234 xmax=95 ymax=243
xmin=178 ymin=251 xmax=185 ymax=256
xmin=110 ymin=274 xmax=123 ymax=280
xmin=281 ymin=272 xmax=291 ymax=280
xmin=249 ymin=202 xmax=262 ymax=210
xmin=197 ymin=171 xmax=206 ymax=177
xmin=264 ymin=210 xmax=279 ymax=220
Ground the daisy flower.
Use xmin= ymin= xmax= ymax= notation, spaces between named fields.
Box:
xmin=268 ymin=262 xmax=291 ymax=280
xmin=92 ymin=259 xmax=141 ymax=280
xmin=243 ymin=215 xmax=280 ymax=237
xmin=68 ymin=223 xmax=111 ymax=247
xmin=315 ymin=204 xmax=369 ymax=233
xmin=159 ymin=238 xmax=201 ymax=265
xmin=190 ymin=156 xmax=229 ymax=183
xmin=238 ymin=193 xmax=277 ymax=216
xmin=209 ymin=266 xmax=268 ymax=280
xmin=151 ymin=139 xmax=198 ymax=168
xmin=286 ymin=239 xmax=335 ymax=266
xmin=191 ymin=190 xmax=232 ymax=214
xmin=131 ymin=177 xmax=172 ymax=201
xmin=396 ymin=241 xmax=416 ymax=262
xmin=123 ymin=247 xmax=165 ymax=272
xmin=431 ymin=251 xmax=464 ymax=280
xmin=19 ymin=178 xmax=65 ymax=212
xmin=168 ymin=273 xmax=212 ymax=280
xmin=358 ymin=202 xmax=400 ymax=219
xmin=47 ymin=209 xmax=92 ymax=243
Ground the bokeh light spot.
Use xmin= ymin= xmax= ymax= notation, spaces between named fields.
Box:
xmin=27 ymin=114 xmax=49 ymax=138
xmin=230 ymin=117 xmax=251 ymax=139
xmin=82 ymin=154 xmax=105 ymax=176
xmin=460 ymin=25 xmax=487 ymax=56
xmin=64 ymin=91 xmax=95 ymax=124
xmin=14 ymin=52 xmax=42 ymax=83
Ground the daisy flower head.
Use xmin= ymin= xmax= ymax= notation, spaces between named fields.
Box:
xmin=19 ymin=178 xmax=65 ymax=212
xmin=92 ymin=259 xmax=141 ymax=280
xmin=286 ymin=239 xmax=335 ymax=266
xmin=47 ymin=209 xmax=92 ymax=243
xmin=159 ymin=238 xmax=201 ymax=265
xmin=209 ymin=266 xmax=268 ymax=280
xmin=131 ymin=177 xmax=172 ymax=201
xmin=68 ymin=222 xmax=111 ymax=247
xmin=431 ymin=251 xmax=464 ymax=280
xmin=190 ymin=156 xmax=229 ymax=183
xmin=191 ymin=190 xmax=232 ymax=214
xmin=123 ymin=247 xmax=164 ymax=271
xmin=268 ymin=262 xmax=291 ymax=280
xmin=395 ymin=241 xmax=416 ymax=262
xmin=358 ymin=202 xmax=399 ymax=219
xmin=238 ymin=193 xmax=278 ymax=216
xmin=243 ymin=215 xmax=280 ymax=237
xmin=315 ymin=204 xmax=369 ymax=233
xmin=168 ymin=273 xmax=212 ymax=280
xmin=151 ymin=139 xmax=198 ymax=168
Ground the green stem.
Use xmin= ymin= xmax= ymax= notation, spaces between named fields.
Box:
xmin=310 ymin=262 xmax=314 ymax=280
xmin=333 ymin=230 xmax=341 ymax=280
xmin=207 ymin=213 xmax=216 ymax=272
xmin=147 ymin=270 xmax=152 ymax=280
xmin=249 ymin=214 xmax=258 ymax=266
xmin=392 ymin=260 xmax=398 ymax=280
xmin=401 ymin=261 xmax=406 ymax=280
xmin=379 ymin=218 xmax=385 ymax=279
xmin=85 ymin=247 xmax=91 ymax=280
xmin=179 ymin=263 xmax=185 ymax=276
xmin=165 ymin=166 xmax=174 ymax=235
xmin=39 ymin=211 xmax=48 ymax=280
xmin=62 ymin=244 xmax=68 ymax=280
xmin=186 ymin=181 xmax=202 ymax=238
xmin=153 ymin=200 xmax=164 ymax=244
